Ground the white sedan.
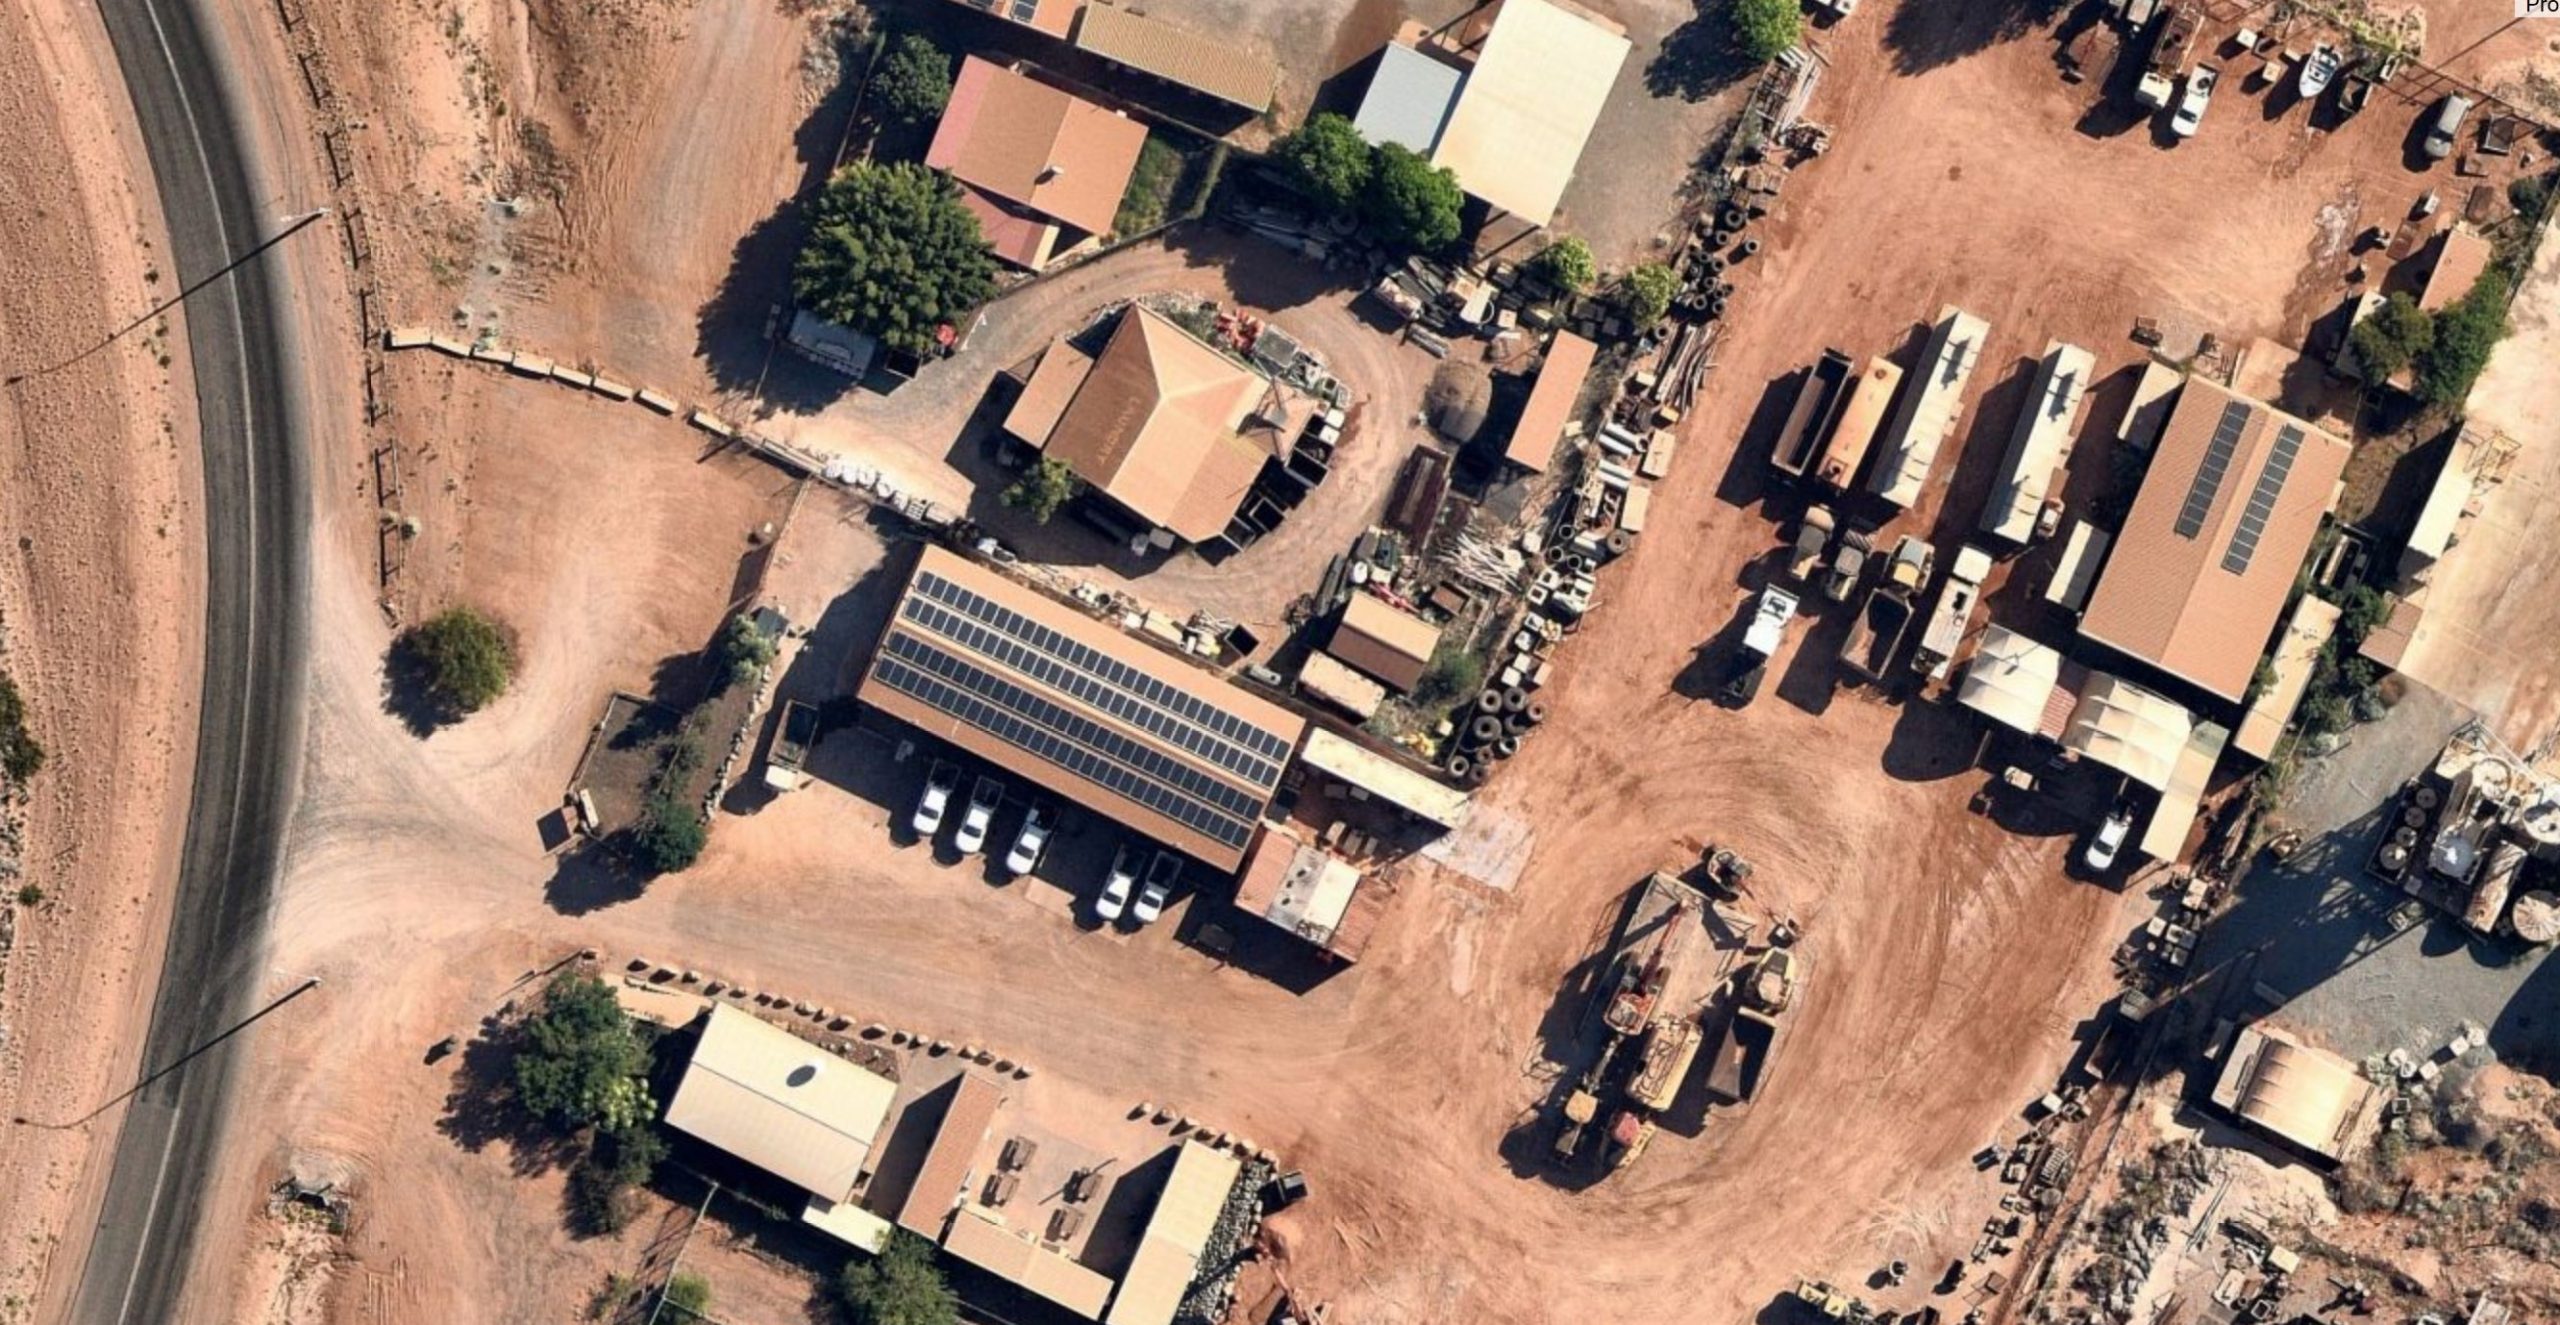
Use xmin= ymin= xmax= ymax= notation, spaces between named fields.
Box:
xmin=2084 ymin=807 xmax=2134 ymax=873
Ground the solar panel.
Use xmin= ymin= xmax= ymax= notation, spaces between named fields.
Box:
xmin=2221 ymin=424 xmax=2304 ymax=574
xmin=908 ymin=570 xmax=1294 ymax=766
xmin=2173 ymin=400 xmax=2253 ymax=539
xmin=872 ymin=635 xmax=1260 ymax=849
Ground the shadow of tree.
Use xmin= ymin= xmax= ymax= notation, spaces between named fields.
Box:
xmin=1881 ymin=0 xmax=2068 ymax=78
xmin=434 ymin=1016 xmax=582 ymax=1178
xmin=545 ymin=842 xmax=650 ymax=916
xmin=1646 ymin=1 xmax=1763 ymax=103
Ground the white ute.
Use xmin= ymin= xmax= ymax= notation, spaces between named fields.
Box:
xmin=911 ymin=760 xmax=959 ymax=837
xmin=955 ymin=775 xmax=1003 ymax=854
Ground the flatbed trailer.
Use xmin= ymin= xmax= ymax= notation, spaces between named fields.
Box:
xmin=1770 ymin=349 xmax=1855 ymax=480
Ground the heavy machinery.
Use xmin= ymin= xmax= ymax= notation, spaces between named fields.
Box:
xmin=1786 ymin=505 xmax=1838 ymax=584
xmin=1722 ymin=585 xmax=1799 ymax=706
xmin=1700 ymin=845 xmax=1753 ymax=900
xmin=1627 ymin=1017 xmax=1705 ymax=1113
xmin=2135 ymin=5 xmax=2198 ymax=110
xmin=1824 ymin=528 xmax=1874 ymax=603
xmin=1839 ymin=535 xmax=1933 ymax=682
xmin=1706 ymin=947 xmax=1798 ymax=1106
xmin=1604 ymin=896 xmax=1692 ymax=1037
xmin=1746 ymin=947 xmax=1799 ymax=1015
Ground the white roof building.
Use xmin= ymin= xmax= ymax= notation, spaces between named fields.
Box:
xmin=1982 ymin=340 xmax=2094 ymax=543
xmin=1873 ymin=306 xmax=1990 ymax=509
xmin=665 ymin=1004 xmax=897 ymax=1203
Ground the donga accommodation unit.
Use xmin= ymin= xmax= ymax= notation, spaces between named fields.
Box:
xmin=927 ymin=57 xmax=1148 ymax=271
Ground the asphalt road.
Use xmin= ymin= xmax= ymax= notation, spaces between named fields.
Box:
xmin=69 ymin=0 xmax=311 ymax=1318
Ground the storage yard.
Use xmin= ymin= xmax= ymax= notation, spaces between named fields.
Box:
xmin=39 ymin=0 xmax=2560 ymax=1323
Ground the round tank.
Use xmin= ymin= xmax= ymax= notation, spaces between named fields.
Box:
xmin=2404 ymin=806 xmax=2428 ymax=829
xmin=2394 ymin=826 xmax=2419 ymax=847
xmin=2415 ymin=785 xmax=2442 ymax=810
xmin=2378 ymin=842 xmax=2410 ymax=872
xmin=2511 ymin=892 xmax=2560 ymax=945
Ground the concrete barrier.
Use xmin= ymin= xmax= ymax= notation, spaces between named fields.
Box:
xmin=468 ymin=344 xmax=513 ymax=365
xmin=427 ymin=336 xmax=471 ymax=357
xmin=508 ymin=354 xmax=553 ymax=378
xmin=548 ymin=365 xmax=594 ymax=389
xmin=636 ymin=388 xmax=678 ymax=414
xmin=688 ymin=408 xmax=735 ymax=439
xmin=385 ymin=327 xmax=431 ymax=350
xmin=589 ymin=376 xmax=636 ymax=401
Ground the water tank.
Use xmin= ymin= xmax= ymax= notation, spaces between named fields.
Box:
xmin=2415 ymin=785 xmax=2442 ymax=810
xmin=2431 ymin=830 xmax=2478 ymax=881
xmin=2378 ymin=842 xmax=2410 ymax=872
xmin=2511 ymin=891 xmax=2560 ymax=945
xmin=2403 ymin=805 xmax=2428 ymax=829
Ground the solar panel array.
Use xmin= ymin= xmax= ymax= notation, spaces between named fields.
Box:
xmin=2221 ymin=424 xmax=2305 ymax=575
xmin=2174 ymin=399 xmax=2254 ymax=539
xmin=872 ymin=634 xmax=1263 ymax=851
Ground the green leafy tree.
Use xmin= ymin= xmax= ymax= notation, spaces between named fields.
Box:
xmin=1530 ymin=237 xmax=1597 ymax=294
xmin=1362 ymin=143 xmax=1464 ymax=253
xmin=2348 ymin=290 xmax=2432 ymax=382
xmin=662 ymin=1272 xmax=712 ymax=1319
xmin=840 ymin=1233 xmax=958 ymax=1325
xmin=871 ymin=34 xmax=953 ymax=125
xmin=1729 ymin=0 xmax=1802 ymax=63
xmin=0 ymin=670 xmax=42 ymax=783
xmin=633 ymin=794 xmax=708 ymax=874
xmin=1273 ymin=111 xmax=1372 ymax=213
xmin=404 ymin=607 xmax=515 ymax=714
xmin=514 ymin=973 xmax=653 ymax=1134
xmin=720 ymin=615 xmax=778 ymax=690
xmin=1620 ymin=262 xmax=1679 ymax=328
xmin=2420 ymin=276 xmax=2512 ymax=409
xmin=796 ymin=162 xmax=998 ymax=356
xmin=1412 ymin=640 xmax=1485 ymax=710
xmin=1001 ymin=457 xmax=1084 ymax=524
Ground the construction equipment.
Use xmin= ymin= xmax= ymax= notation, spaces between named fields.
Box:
xmin=1745 ymin=947 xmax=1798 ymax=1015
xmin=1912 ymin=545 xmax=1993 ymax=681
xmin=1604 ymin=1107 xmax=1656 ymax=1170
xmin=1604 ymin=896 xmax=1693 ymax=1037
xmin=2135 ymin=5 xmax=2196 ymax=110
xmin=1704 ymin=1002 xmax=1779 ymax=1105
xmin=1824 ymin=528 xmax=1873 ymax=603
xmin=1627 ymin=1017 xmax=1705 ymax=1112
xmin=763 ymin=699 xmax=819 ymax=793
xmin=1771 ymin=350 xmax=1856 ymax=480
xmin=1700 ymin=845 xmax=1753 ymax=899
xmin=1787 ymin=505 xmax=1837 ymax=584
xmin=1838 ymin=535 xmax=1933 ymax=682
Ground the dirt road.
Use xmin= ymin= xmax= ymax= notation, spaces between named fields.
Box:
xmin=0 ymin=0 xmax=201 ymax=1317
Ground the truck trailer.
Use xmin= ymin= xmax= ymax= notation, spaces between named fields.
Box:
xmin=1770 ymin=349 xmax=1856 ymax=480
xmin=1838 ymin=535 xmax=1932 ymax=682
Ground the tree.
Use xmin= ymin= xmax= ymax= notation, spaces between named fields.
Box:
xmin=2348 ymin=290 xmax=2432 ymax=382
xmin=1729 ymin=0 xmax=1802 ymax=63
xmin=2419 ymin=276 xmax=2512 ymax=409
xmin=871 ymin=34 xmax=952 ymax=125
xmin=513 ymin=973 xmax=654 ymax=1135
xmin=795 ymin=162 xmax=998 ymax=356
xmin=1273 ymin=112 xmax=1372 ymax=213
xmin=1001 ymin=457 xmax=1084 ymax=524
xmin=0 ymin=669 xmax=41 ymax=784
xmin=719 ymin=615 xmax=777 ymax=691
xmin=840 ymin=1233 xmax=958 ymax=1325
xmin=632 ymin=794 xmax=708 ymax=874
xmin=1362 ymin=143 xmax=1464 ymax=253
xmin=1412 ymin=640 xmax=1485 ymax=710
xmin=404 ymin=607 xmax=515 ymax=714
xmin=1530 ymin=237 xmax=1597 ymax=294
xmin=661 ymin=1272 xmax=712 ymax=1320
xmin=1620 ymin=262 xmax=1680 ymax=328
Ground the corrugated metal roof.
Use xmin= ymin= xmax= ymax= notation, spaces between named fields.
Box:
xmin=665 ymin=1005 xmax=896 ymax=1202
xmin=2079 ymin=378 xmax=2350 ymax=701
xmin=1981 ymin=340 xmax=2094 ymax=542
xmin=944 ymin=0 xmax=1083 ymax=39
xmin=2403 ymin=426 xmax=2490 ymax=575
xmin=2233 ymin=595 xmax=2341 ymax=760
xmin=2421 ymin=225 xmax=2494 ymax=313
xmin=897 ymin=1073 xmax=1007 ymax=1235
xmin=1957 ymin=624 xmax=2064 ymax=735
xmin=1353 ymin=42 xmax=1464 ymax=153
xmin=801 ymin=1195 xmax=895 ymax=1252
xmin=1873 ymin=306 xmax=1990 ymax=508
xmin=1297 ymin=727 xmax=1471 ymax=828
xmin=2063 ymin=672 xmax=2194 ymax=791
xmin=1328 ymin=592 xmax=1439 ymax=692
xmin=1106 ymin=1141 xmax=1242 ymax=1325
xmin=2211 ymin=1024 xmax=2374 ymax=1161
xmin=1073 ymin=4 xmax=1277 ymax=111
xmin=1428 ymin=0 xmax=1629 ymax=225
xmin=1506 ymin=331 xmax=1596 ymax=472
xmin=2138 ymin=719 xmax=2229 ymax=860
xmin=1295 ymin=651 xmax=1385 ymax=720
xmin=927 ymin=57 xmax=1147 ymax=241
xmin=943 ymin=1206 xmax=1116 ymax=1318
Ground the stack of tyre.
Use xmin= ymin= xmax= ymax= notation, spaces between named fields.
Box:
xmin=1443 ymin=685 xmax=1546 ymax=785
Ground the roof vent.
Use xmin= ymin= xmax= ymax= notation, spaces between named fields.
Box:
xmin=787 ymin=1061 xmax=822 ymax=1087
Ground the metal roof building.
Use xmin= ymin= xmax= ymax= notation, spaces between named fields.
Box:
xmin=1872 ymin=306 xmax=1989 ymax=509
xmin=1425 ymin=0 xmax=1630 ymax=226
xmin=2079 ymin=379 xmax=2350 ymax=702
xmin=1072 ymin=3 xmax=1277 ymax=111
xmin=859 ymin=547 xmax=1307 ymax=870
xmin=2062 ymin=672 xmax=2195 ymax=792
xmin=2208 ymin=1023 xmax=2378 ymax=1164
xmin=1981 ymin=340 xmax=2094 ymax=543
xmin=1327 ymin=592 xmax=1440 ymax=693
xmin=897 ymin=1073 xmax=1008 ymax=1237
xmin=1352 ymin=42 xmax=1465 ymax=153
xmin=665 ymin=1005 xmax=897 ymax=1203
xmin=2233 ymin=594 xmax=2342 ymax=760
xmin=945 ymin=1206 xmax=1117 ymax=1318
xmin=926 ymin=57 xmax=1148 ymax=270
xmin=944 ymin=0 xmax=1082 ymax=38
xmin=1105 ymin=1141 xmax=1243 ymax=1325
xmin=1505 ymin=330 xmax=1596 ymax=472
xmin=1297 ymin=727 xmax=1471 ymax=829
xmin=1956 ymin=624 xmax=2067 ymax=736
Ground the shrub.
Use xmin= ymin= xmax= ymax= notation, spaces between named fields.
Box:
xmin=1114 ymin=136 xmax=1184 ymax=236
xmin=1729 ymin=0 xmax=1802 ymax=63
xmin=1620 ymin=262 xmax=1679 ymax=328
xmin=405 ymin=607 xmax=515 ymax=714
xmin=1362 ymin=143 xmax=1464 ymax=253
xmin=2419 ymin=273 xmax=2512 ymax=409
xmin=1530 ymin=237 xmax=1597 ymax=294
xmin=2348 ymin=290 xmax=2431 ymax=382
xmin=870 ymin=34 xmax=952 ymax=125
xmin=632 ymin=793 xmax=707 ymax=874
xmin=513 ymin=972 xmax=654 ymax=1134
xmin=1412 ymin=640 xmax=1485 ymax=710
xmin=662 ymin=1271 xmax=712 ymax=1319
xmin=720 ymin=615 xmax=778 ymax=691
xmin=1272 ymin=112 xmax=1371 ymax=213
xmin=15 ymin=882 xmax=42 ymax=907
xmin=1003 ymin=457 xmax=1084 ymax=525
xmin=840 ymin=1231 xmax=958 ymax=1325
xmin=0 ymin=669 xmax=41 ymax=783
xmin=796 ymin=162 xmax=997 ymax=356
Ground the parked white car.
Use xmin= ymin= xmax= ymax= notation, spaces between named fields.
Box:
xmin=910 ymin=761 xmax=959 ymax=837
xmin=2084 ymin=807 xmax=2134 ymax=873
xmin=1095 ymin=846 xmax=1138 ymax=923
xmin=1134 ymin=852 xmax=1180 ymax=926
xmin=2171 ymin=65 xmax=2218 ymax=138
xmin=1004 ymin=804 xmax=1055 ymax=877
xmin=954 ymin=775 xmax=1003 ymax=855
